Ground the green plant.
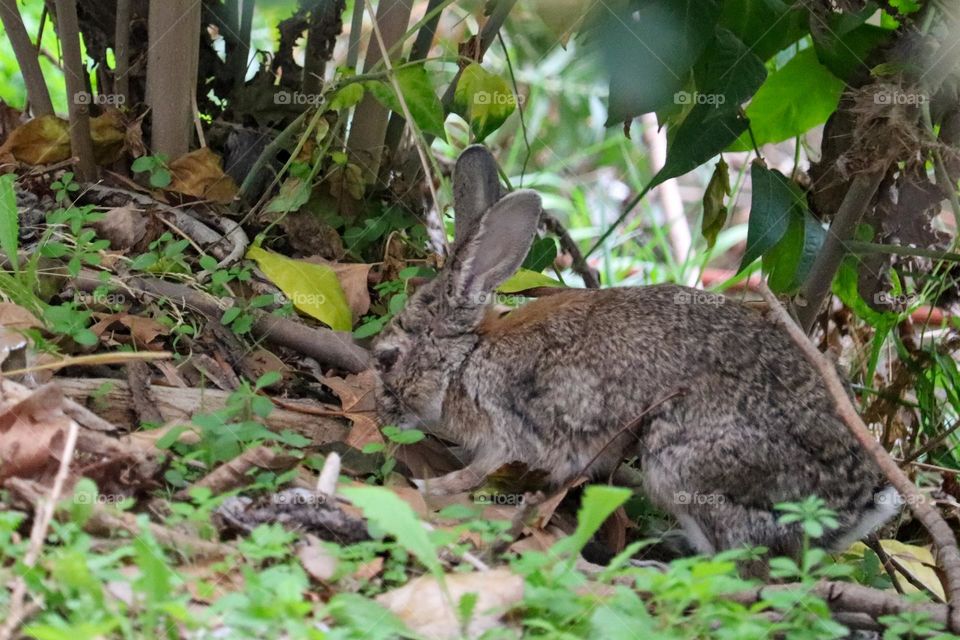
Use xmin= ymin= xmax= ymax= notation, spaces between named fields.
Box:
xmin=131 ymin=154 xmax=172 ymax=189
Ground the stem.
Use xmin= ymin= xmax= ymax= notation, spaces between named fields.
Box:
xmin=0 ymin=0 xmax=53 ymax=115
xmin=53 ymin=0 xmax=96 ymax=180
xmin=114 ymin=0 xmax=131 ymax=105
xmin=796 ymin=168 xmax=889 ymax=332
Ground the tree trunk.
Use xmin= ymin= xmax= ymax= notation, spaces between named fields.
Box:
xmin=146 ymin=0 xmax=201 ymax=159
xmin=0 ymin=0 xmax=54 ymax=116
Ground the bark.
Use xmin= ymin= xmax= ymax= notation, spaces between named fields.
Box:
xmin=146 ymin=0 xmax=201 ymax=158
xmin=345 ymin=0 xmax=413 ymax=184
xmin=0 ymin=0 xmax=53 ymax=115
xmin=53 ymin=0 xmax=96 ymax=180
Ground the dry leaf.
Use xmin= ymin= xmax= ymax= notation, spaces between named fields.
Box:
xmin=298 ymin=534 xmax=338 ymax=582
xmin=0 ymin=383 xmax=72 ymax=482
xmin=92 ymin=204 xmax=149 ymax=251
xmin=0 ymin=303 xmax=41 ymax=329
xmin=376 ymin=569 xmax=524 ymax=639
xmin=353 ymin=556 xmax=384 ymax=581
xmin=89 ymin=109 xmax=126 ymax=164
xmin=168 ymin=147 xmax=239 ymax=204
xmin=307 ymin=258 xmax=372 ymax=321
xmin=0 ymin=115 xmax=71 ymax=164
xmin=90 ymin=313 xmax=169 ymax=349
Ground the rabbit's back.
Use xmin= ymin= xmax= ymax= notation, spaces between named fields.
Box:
xmin=459 ymin=284 xmax=888 ymax=553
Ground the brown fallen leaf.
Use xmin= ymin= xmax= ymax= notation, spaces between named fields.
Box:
xmin=0 ymin=115 xmax=71 ymax=164
xmin=90 ymin=312 xmax=169 ymax=349
xmin=376 ymin=569 xmax=524 ymax=639
xmin=0 ymin=113 xmax=126 ymax=166
xmin=306 ymin=258 xmax=372 ymax=321
xmin=92 ymin=204 xmax=150 ymax=251
xmin=89 ymin=109 xmax=126 ymax=165
xmin=0 ymin=383 xmax=72 ymax=482
xmin=353 ymin=556 xmax=384 ymax=581
xmin=0 ymin=303 xmax=41 ymax=330
xmin=298 ymin=534 xmax=338 ymax=582
xmin=322 ymin=370 xmax=383 ymax=449
xmin=167 ymin=147 xmax=238 ymax=204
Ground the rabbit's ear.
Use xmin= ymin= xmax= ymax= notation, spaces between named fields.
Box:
xmin=452 ymin=145 xmax=502 ymax=253
xmin=450 ymin=190 xmax=542 ymax=301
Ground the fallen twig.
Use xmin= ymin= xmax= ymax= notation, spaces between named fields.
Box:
xmin=758 ymin=280 xmax=960 ymax=632
xmin=73 ymin=270 xmax=370 ymax=372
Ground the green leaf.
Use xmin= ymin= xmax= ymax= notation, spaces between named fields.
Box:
xmin=739 ymin=162 xmax=798 ymax=271
xmin=265 ymin=177 xmax=311 ymax=214
xmin=649 ymin=29 xmax=765 ymax=190
xmin=149 ymin=169 xmax=172 ymax=189
xmin=452 ymin=63 xmax=516 ymax=141
xmin=340 ymin=485 xmax=442 ymax=577
xmin=131 ymin=156 xmax=155 ymax=172
xmin=553 ymin=485 xmax=631 ymax=557
xmin=813 ymin=22 xmax=893 ymax=81
xmin=329 ymin=83 xmax=364 ymax=110
xmin=0 ymin=174 xmax=19 ymax=272
xmin=367 ymin=66 xmax=446 ymax=139
xmin=498 ymin=268 xmax=562 ymax=293
xmin=325 ymin=593 xmax=412 ymax=639
xmin=762 ymin=207 xmax=826 ymax=294
xmin=701 ymin=158 xmax=730 ymax=249
xmin=598 ymin=0 xmax=721 ymax=124
xmin=718 ymin=0 xmax=808 ymax=61
xmin=729 ymin=48 xmax=844 ymax=151
xmin=522 ymin=237 xmax=558 ymax=273
xmin=651 ymin=109 xmax=748 ymax=191
xmin=246 ymin=245 xmax=352 ymax=331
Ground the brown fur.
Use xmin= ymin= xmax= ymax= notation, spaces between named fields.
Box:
xmin=372 ymin=145 xmax=900 ymax=563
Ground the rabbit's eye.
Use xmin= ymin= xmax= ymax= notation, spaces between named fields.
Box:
xmin=375 ymin=348 xmax=399 ymax=372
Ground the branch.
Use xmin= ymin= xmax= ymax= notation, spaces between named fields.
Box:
xmin=73 ymin=271 xmax=371 ymax=373
xmin=0 ymin=0 xmax=53 ymax=116
xmin=730 ymin=581 xmax=948 ymax=631
xmin=53 ymin=0 xmax=96 ymax=180
xmin=795 ymin=169 xmax=888 ymax=332
xmin=758 ymin=280 xmax=960 ymax=633
xmin=344 ymin=0 xmax=413 ymax=184
xmin=542 ymin=212 xmax=600 ymax=288
xmin=113 ymin=0 xmax=131 ymax=104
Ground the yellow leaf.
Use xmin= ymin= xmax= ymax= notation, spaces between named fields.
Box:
xmin=246 ymin=245 xmax=352 ymax=331
xmin=847 ymin=540 xmax=945 ymax=600
xmin=498 ymin=268 xmax=563 ymax=293
xmin=168 ymin=147 xmax=238 ymax=204
xmin=0 ymin=115 xmax=71 ymax=164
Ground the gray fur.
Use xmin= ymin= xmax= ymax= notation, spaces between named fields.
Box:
xmin=372 ymin=146 xmax=899 ymax=561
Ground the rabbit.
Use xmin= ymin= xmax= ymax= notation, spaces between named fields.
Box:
xmin=372 ymin=145 xmax=900 ymax=561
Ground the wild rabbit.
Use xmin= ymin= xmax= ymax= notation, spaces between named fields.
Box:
xmin=373 ymin=145 xmax=899 ymax=560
